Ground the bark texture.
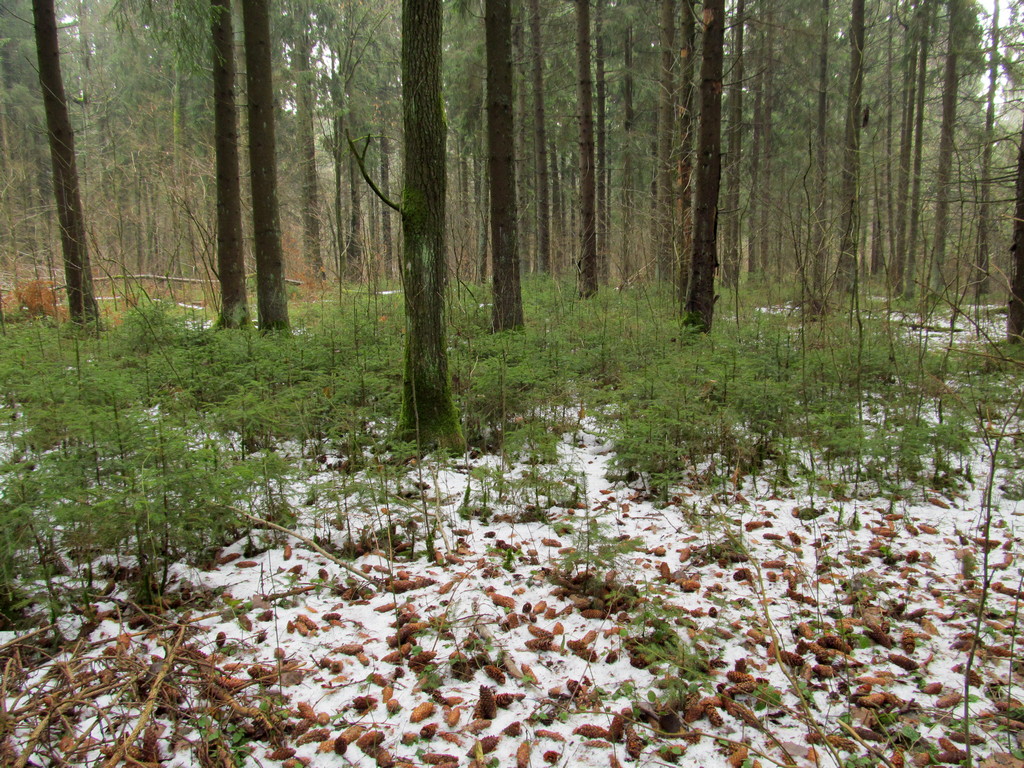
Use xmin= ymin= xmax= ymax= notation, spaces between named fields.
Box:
xmin=242 ymin=0 xmax=289 ymax=330
xmin=1009 ymin=116 xmax=1024 ymax=339
xmin=211 ymin=0 xmax=248 ymax=328
xmin=683 ymin=0 xmax=725 ymax=331
xmin=834 ymin=0 xmax=864 ymax=296
xmin=487 ymin=0 xmax=524 ymax=331
xmin=33 ymin=0 xmax=99 ymax=325
xmin=397 ymin=0 xmax=462 ymax=449
xmin=528 ymin=0 xmax=549 ymax=274
xmin=575 ymin=0 xmax=598 ymax=298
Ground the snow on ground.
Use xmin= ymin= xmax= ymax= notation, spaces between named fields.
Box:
xmin=3 ymin=421 xmax=1024 ymax=768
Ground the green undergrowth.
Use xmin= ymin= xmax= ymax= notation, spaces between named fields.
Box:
xmin=0 ymin=280 xmax=1017 ymax=626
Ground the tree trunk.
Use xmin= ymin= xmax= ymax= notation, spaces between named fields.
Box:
xmin=211 ymin=0 xmax=248 ymax=328
xmin=380 ymin=133 xmax=393 ymax=278
xmin=683 ymin=0 xmax=725 ymax=331
xmin=397 ymin=0 xmax=462 ymax=450
xmin=242 ymin=0 xmax=289 ymax=330
xmin=677 ymin=0 xmax=698 ymax=300
xmin=575 ymin=0 xmax=598 ymax=298
xmin=595 ymin=0 xmax=608 ymax=283
xmin=809 ymin=0 xmax=829 ymax=310
xmin=905 ymin=2 xmax=932 ymax=300
xmin=348 ymin=152 xmax=362 ymax=279
xmin=32 ymin=0 xmax=99 ymax=325
xmin=928 ymin=0 xmax=960 ymax=295
xmin=1008 ymin=115 xmax=1024 ymax=339
xmin=621 ymin=24 xmax=635 ymax=284
xmin=976 ymin=0 xmax=998 ymax=300
xmin=655 ymin=0 xmax=675 ymax=283
xmin=721 ymin=0 xmax=744 ymax=289
xmin=487 ymin=0 xmax=524 ymax=330
xmin=892 ymin=1 xmax=920 ymax=296
xmin=294 ymin=31 xmax=324 ymax=283
xmin=834 ymin=0 xmax=864 ymax=297
xmin=528 ymin=0 xmax=550 ymax=274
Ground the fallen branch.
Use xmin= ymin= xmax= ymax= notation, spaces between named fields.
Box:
xmin=231 ymin=507 xmax=381 ymax=586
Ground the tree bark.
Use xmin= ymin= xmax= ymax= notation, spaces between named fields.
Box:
xmin=809 ymin=0 xmax=829 ymax=310
xmin=242 ymin=0 xmax=289 ymax=330
xmin=677 ymin=0 xmax=697 ymax=300
xmin=655 ymin=0 xmax=675 ymax=283
xmin=834 ymin=0 xmax=865 ymax=297
xmin=32 ymin=0 xmax=99 ymax=325
xmin=892 ymin=1 xmax=920 ymax=296
xmin=1008 ymin=115 xmax=1024 ymax=339
xmin=905 ymin=2 xmax=933 ymax=300
xmin=683 ymin=0 xmax=725 ymax=331
xmin=595 ymin=0 xmax=608 ymax=283
xmin=397 ymin=0 xmax=462 ymax=450
xmin=976 ymin=0 xmax=998 ymax=300
xmin=528 ymin=0 xmax=550 ymax=274
xmin=294 ymin=28 xmax=324 ymax=283
xmin=575 ymin=0 xmax=598 ymax=298
xmin=211 ymin=0 xmax=248 ymax=328
xmin=621 ymin=24 xmax=635 ymax=284
xmin=721 ymin=0 xmax=744 ymax=289
xmin=486 ymin=0 xmax=524 ymax=330
xmin=928 ymin=0 xmax=960 ymax=295
xmin=380 ymin=133 xmax=393 ymax=278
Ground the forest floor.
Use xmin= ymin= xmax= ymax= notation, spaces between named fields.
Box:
xmin=1 ymin=291 xmax=1024 ymax=768
xmin=3 ymin=418 xmax=1024 ymax=768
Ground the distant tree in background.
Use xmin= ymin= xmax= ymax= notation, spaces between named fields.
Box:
xmin=32 ymin=0 xmax=99 ymax=325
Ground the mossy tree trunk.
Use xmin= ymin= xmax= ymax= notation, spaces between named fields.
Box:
xmin=33 ymin=0 xmax=99 ymax=326
xmin=397 ymin=0 xmax=462 ymax=450
xmin=211 ymin=0 xmax=248 ymax=329
xmin=242 ymin=0 xmax=289 ymax=331
xmin=1007 ymin=116 xmax=1024 ymax=340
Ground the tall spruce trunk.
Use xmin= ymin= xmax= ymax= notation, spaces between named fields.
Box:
xmin=32 ymin=0 xmax=99 ymax=325
xmin=380 ymin=134 xmax=393 ymax=278
xmin=892 ymin=2 xmax=921 ymax=296
xmin=835 ymin=0 xmax=865 ymax=297
xmin=595 ymin=0 xmax=608 ymax=283
xmin=211 ymin=0 xmax=248 ymax=328
xmin=655 ymin=0 xmax=675 ymax=283
xmin=722 ymin=0 xmax=745 ymax=289
xmin=683 ymin=0 xmax=725 ymax=331
xmin=976 ymin=1 xmax=998 ymax=300
xmin=575 ymin=0 xmax=598 ymax=298
xmin=677 ymin=0 xmax=697 ymax=300
xmin=1008 ymin=115 xmax=1024 ymax=339
xmin=905 ymin=3 xmax=932 ymax=300
xmin=397 ymin=0 xmax=462 ymax=449
xmin=809 ymin=0 xmax=829 ymax=310
xmin=528 ymin=0 xmax=550 ymax=274
xmin=929 ymin=0 xmax=960 ymax=295
xmin=487 ymin=0 xmax=524 ymax=330
xmin=621 ymin=25 xmax=636 ymax=284
xmin=242 ymin=0 xmax=289 ymax=330
xmin=294 ymin=34 xmax=324 ymax=283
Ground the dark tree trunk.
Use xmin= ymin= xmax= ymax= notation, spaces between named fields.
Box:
xmin=575 ymin=0 xmax=598 ymax=298
xmin=655 ymin=0 xmax=675 ymax=283
xmin=549 ymin=141 xmax=563 ymax=274
xmin=487 ymin=0 xmax=524 ymax=330
xmin=294 ymin=32 xmax=324 ymax=282
xmin=892 ymin=2 xmax=921 ymax=296
xmin=397 ymin=0 xmax=462 ymax=449
xmin=834 ymin=0 xmax=864 ymax=296
xmin=348 ymin=152 xmax=362 ymax=279
xmin=809 ymin=0 xmax=829 ymax=309
xmin=595 ymin=0 xmax=608 ymax=283
xmin=242 ymin=0 xmax=289 ymax=330
xmin=929 ymin=0 xmax=960 ymax=294
xmin=1008 ymin=117 xmax=1024 ymax=338
xmin=683 ymin=0 xmax=724 ymax=331
xmin=677 ymin=0 xmax=697 ymax=300
xmin=528 ymin=0 xmax=550 ymax=274
xmin=722 ymin=0 xmax=745 ymax=289
xmin=976 ymin=0 xmax=998 ymax=300
xmin=621 ymin=24 xmax=635 ymax=284
xmin=380 ymin=133 xmax=393 ymax=278
xmin=211 ymin=0 xmax=248 ymax=328
xmin=32 ymin=0 xmax=99 ymax=325
xmin=905 ymin=3 xmax=932 ymax=300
